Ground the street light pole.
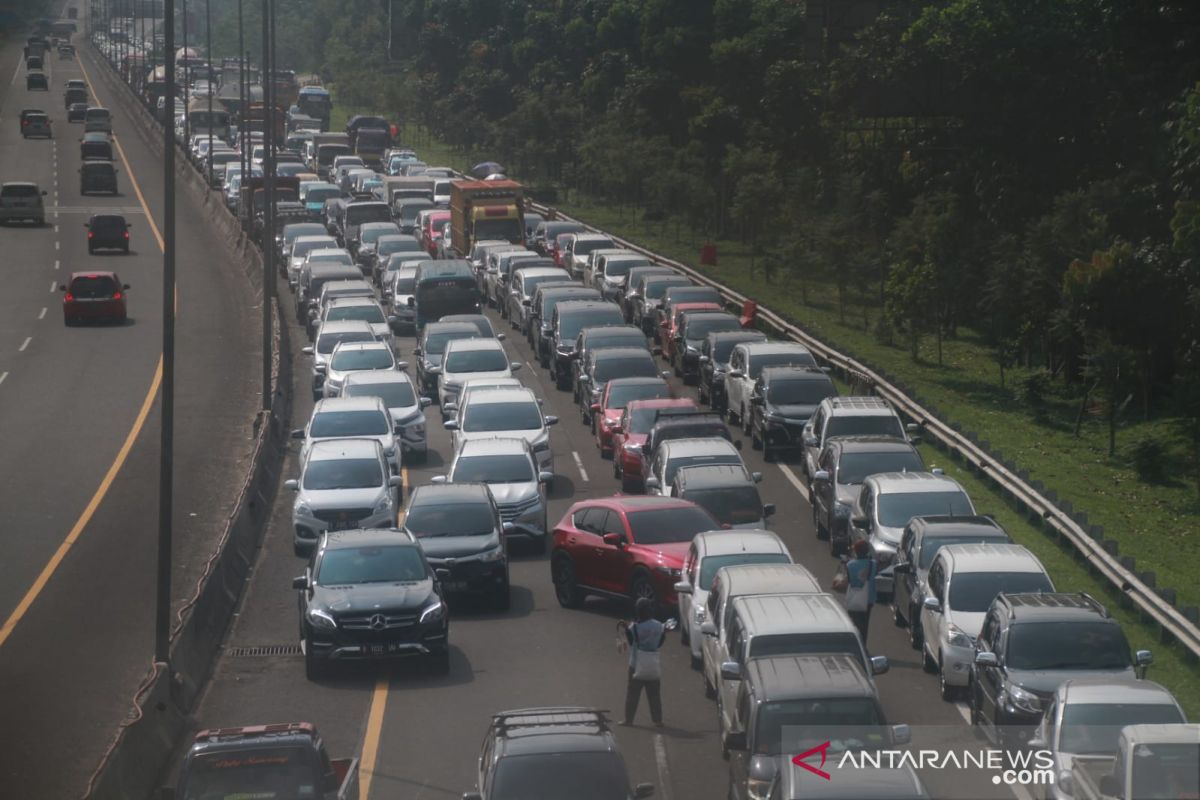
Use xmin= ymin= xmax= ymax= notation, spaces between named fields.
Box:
xmin=238 ymin=0 xmax=246 ymax=206
xmin=260 ymin=0 xmax=274 ymax=411
xmin=205 ymin=0 xmax=212 ymax=186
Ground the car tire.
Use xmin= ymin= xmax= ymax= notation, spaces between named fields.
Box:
xmin=304 ymin=639 xmax=327 ymax=681
xmin=939 ymin=655 xmax=957 ymax=701
xmin=704 ymin=670 xmax=717 ymax=699
xmin=909 ymin=611 xmax=924 ymax=650
xmin=87 ymin=244 xmax=94 ymax=254
xmin=613 ymin=458 xmax=622 ymax=480
xmin=630 ymin=571 xmax=657 ymax=609
xmin=829 ymin=530 xmax=845 ymax=557
xmin=893 ymin=602 xmax=907 ymax=628
xmin=680 ymin=622 xmax=690 ymax=646
xmin=741 ymin=406 xmax=752 ymax=435
xmin=750 ymin=422 xmax=762 ymax=450
xmin=552 ymin=555 xmax=585 ymax=609
xmin=922 ymin=644 xmax=937 ymax=674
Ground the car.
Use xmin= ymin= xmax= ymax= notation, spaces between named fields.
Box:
xmin=662 ymin=302 xmax=723 ymax=365
xmin=434 ymin=437 xmax=552 ymax=553
xmin=341 ymin=369 xmax=430 ymax=463
xmin=674 ymin=531 xmax=792 ymax=667
xmin=697 ymin=330 xmax=768 ymax=410
xmin=26 ymin=71 xmax=48 ymax=91
xmin=322 ymin=341 xmax=401 ymax=401
xmin=970 ymin=592 xmax=1154 ymax=750
xmin=1030 ymin=678 xmax=1186 ymax=800
xmin=639 ymin=410 xmax=737 ymax=485
xmin=297 ymin=258 xmax=360 ymax=323
xmin=672 ymin=311 xmax=744 ymax=382
xmin=293 ymin=395 xmax=402 ymax=476
xmin=571 ymin=325 xmax=656 ymax=405
xmin=533 ymin=220 xmax=585 ymax=257
xmin=0 ymin=182 xmax=47 ymax=225
xmin=353 ymin=221 xmax=402 ymax=272
xmin=920 ymin=543 xmax=1054 ymax=700
xmin=531 ymin=286 xmax=600 ymax=362
xmin=488 ymin=249 xmax=544 ymax=312
xmin=79 ymin=160 xmax=118 ymax=195
xmin=463 ymin=708 xmax=654 ymax=800
xmin=67 ymin=102 xmax=88 ymax=122
xmin=301 ymin=319 xmax=378 ymax=400
xmin=19 ymin=110 xmax=51 ymax=138
xmin=810 ymin=436 xmax=926 ymax=555
xmin=851 ymin=471 xmax=976 ymax=592
xmin=644 ymin=437 xmax=746 ymax=497
xmin=562 ymin=232 xmax=616 ymax=279
xmin=765 ymin=739 xmax=928 ymax=800
xmin=80 ymin=130 xmax=114 ymax=161
xmin=747 ymin=366 xmax=837 ymax=462
xmin=724 ymin=342 xmax=818 ymax=430
xmin=287 ymin=235 xmax=340 ymax=287
xmin=59 ymin=271 xmax=128 ymax=325
xmin=445 ymin=386 xmax=557 ymax=476
xmin=441 ymin=313 xmax=503 ymax=341
xmin=592 ymin=254 xmax=652 ymax=302
xmin=438 ymin=338 xmax=521 ymax=411
xmin=551 ymin=495 xmax=722 ymax=612
xmin=611 ymin=398 xmax=698 ymax=492
xmin=506 ymin=267 xmax=571 ymax=332
xmin=279 ymin=222 xmax=327 ymax=265
xmin=316 ymin=295 xmax=395 ymax=347
xmin=635 ymin=275 xmax=692 ymax=336
xmin=592 ymin=376 xmax=672 ymax=455
xmin=370 ymin=234 xmax=423 ymax=285
xmin=413 ymin=321 xmax=480 ymax=397
xmin=384 ymin=266 xmax=418 ymax=329
xmin=550 ymin=300 xmax=625 ymax=389
xmin=577 ymin=347 xmax=666 ymax=426
xmin=890 ymin=514 xmax=1011 ymax=649
xmin=671 ymin=464 xmax=773 ymax=529
xmin=85 ymin=213 xmax=130 ymax=254
xmin=83 ymin=106 xmax=112 ymax=133
xmin=801 ymin=396 xmax=915 ymax=484
xmin=402 ymin=483 xmax=510 ymax=609
xmin=285 ymin=438 xmax=403 ymax=556
xmin=656 ymin=284 xmax=721 ymax=343
xmin=623 ymin=266 xmax=679 ymax=321
xmin=292 ymin=528 xmax=449 ymax=678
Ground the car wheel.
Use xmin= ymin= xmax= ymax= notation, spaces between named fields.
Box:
xmin=552 ymin=555 xmax=585 ymax=609
xmin=741 ymin=406 xmax=752 ymax=435
xmin=939 ymin=655 xmax=957 ymax=701
xmin=892 ymin=602 xmax=907 ymax=628
xmin=725 ymin=404 xmax=738 ymax=425
xmin=908 ymin=610 xmax=924 ymax=650
xmin=613 ymin=457 xmax=622 ymax=480
xmin=630 ymin=572 xmax=657 ymax=609
xmin=680 ymin=621 xmax=690 ymax=646
xmin=762 ymin=441 xmax=774 ymax=463
xmin=829 ymin=530 xmax=846 ymax=557
xmin=922 ymin=644 xmax=937 ymax=673
xmin=750 ymin=422 xmax=762 ymax=450
xmin=304 ymin=639 xmax=327 ymax=680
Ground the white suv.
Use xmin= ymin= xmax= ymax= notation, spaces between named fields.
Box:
xmin=445 ymin=386 xmax=557 ymax=477
xmin=438 ymin=338 xmax=522 ymax=412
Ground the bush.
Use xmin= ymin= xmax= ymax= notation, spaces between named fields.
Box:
xmin=1127 ymin=434 xmax=1169 ymax=483
xmin=1015 ymin=370 xmax=1051 ymax=415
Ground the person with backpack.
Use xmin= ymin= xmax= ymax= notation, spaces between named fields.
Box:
xmin=620 ymin=598 xmax=668 ymax=727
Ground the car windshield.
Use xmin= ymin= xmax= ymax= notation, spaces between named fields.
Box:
xmin=309 ymin=253 xmax=354 ymax=265
xmin=562 ymin=311 xmax=623 ymax=340
xmin=573 ymin=239 xmax=614 ymax=256
xmin=629 ymin=406 xmax=677 ymax=433
xmin=316 ymin=330 xmax=374 ymax=354
xmin=474 ymin=217 xmax=522 ymax=241
xmin=1007 ymin=622 xmax=1133 ymax=671
xmin=594 ymin=357 xmax=658 ymax=383
xmin=331 ymin=349 xmax=393 ymax=370
xmin=767 ymin=379 xmax=835 ymax=406
xmin=1129 ymin=743 xmax=1200 ymax=799
xmin=627 ymin=506 xmax=718 ymax=544
xmin=424 ymin=331 xmax=475 ymax=355
xmin=444 ymin=349 xmax=508 ymax=373
xmin=686 ymin=317 xmax=741 ymax=339
xmin=523 ymin=273 xmax=567 ymax=295
xmin=380 ymin=238 xmax=420 ymax=255
xmin=604 ymin=258 xmax=648 ymax=277
xmin=837 ymin=451 xmax=923 ymax=485
xmin=666 ymin=288 xmax=719 ymax=306
xmin=665 ymin=454 xmax=739 ymax=485
xmin=284 ymin=225 xmax=324 ymax=243
xmin=825 ymin=415 xmax=905 ymax=440
xmin=1060 ymin=704 xmax=1185 ymax=755
xmin=361 ymin=226 xmax=398 ymax=244
xmin=588 ymin=332 xmax=645 ymax=350
xmin=69 ymin=276 xmax=117 ymax=298
xmin=346 ymin=205 xmax=391 ymax=225
xmin=405 ymin=502 xmax=495 ymax=537
xmin=317 ymin=545 xmax=427 ymax=585
xmin=645 ymin=279 xmax=691 ymax=300
xmin=748 ymin=352 xmax=817 ymax=378
xmin=326 ymin=305 xmax=386 ymax=324
xmin=749 ymin=632 xmax=866 ymax=669
xmin=699 ymin=553 xmax=791 ymax=590
xmin=686 ymin=486 xmax=763 ymax=526
xmin=489 ymin=752 xmax=630 ymax=800
xmin=304 ymin=187 xmax=339 ymax=203
xmin=462 ymin=402 xmax=542 ymax=432
xmin=877 ymin=491 xmax=973 ymax=528
xmin=453 ymin=454 xmax=535 ymax=483
xmin=754 ymin=698 xmax=885 ymax=757
xmin=344 ymin=381 xmax=415 ymax=409
xmin=302 ymin=457 xmax=383 ymax=490
xmin=948 ymin=572 xmax=1054 ymax=613
xmin=185 ymin=747 xmax=316 ymax=800
xmin=607 ymin=383 xmax=670 ymax=410
xmin=309 ymin=410 xmax=388 ymax=437
xmin=918 ymin=534 xmax=1008 ymax=569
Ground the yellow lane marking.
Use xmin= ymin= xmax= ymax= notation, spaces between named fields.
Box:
xmin=359 ymin=676 xmax=391 ymax=800
xmin=0 ymin=47 xmax=169 ymax=649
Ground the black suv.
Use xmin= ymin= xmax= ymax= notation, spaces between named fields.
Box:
xmin=293 ymin=529 xmax=450 ymax=679
xmin=85 ymin=213 xmax=130 ymax=253
xmin=402 ymin=483 xmax=511 ymax=610
xmin=673 ymin=311 xmax=743 ymax=383
xmin=969 ymin=592 xmax=1153 ymax=749
xmin=698 ymin=330 xmax=766 ymax=410
xmin=749 ymin=366 xmax=837 ymax=462
xmin=463 ymin=708 xmax=654 ymax=800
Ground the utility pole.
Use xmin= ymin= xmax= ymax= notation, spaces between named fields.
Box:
xmin=260 ymin=0 xmax=274 ymax=410
xmin=205 ymin=0 xmax=212 ymax=185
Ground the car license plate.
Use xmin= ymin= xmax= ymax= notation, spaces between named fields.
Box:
xmin=331 ymin=520 xmax=355 ymax=531
xmin=445 ymin=581 xmax=468 ymax=592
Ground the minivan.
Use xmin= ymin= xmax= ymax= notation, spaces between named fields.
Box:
xmin=83 ymin=107 xmax=112 ymax=133
xmin=79 ymin=161 xmax=118 ymax=195
xmin=0 ymin=182 xmax=47 ymax=225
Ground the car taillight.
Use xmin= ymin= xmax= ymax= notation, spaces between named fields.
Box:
xmin=112 ymin=292 xmax=122 ymax=300
xmin=64 ymin=293 xmax=74 ymax=301
xmin=123 ymin=231 xmax=129 ymax=238
xmin=87 ymin=232 xmax=94 ymax=238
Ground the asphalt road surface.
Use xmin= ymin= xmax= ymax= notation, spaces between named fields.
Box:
xmin=0 ymin=26 xmax=259 ymax=797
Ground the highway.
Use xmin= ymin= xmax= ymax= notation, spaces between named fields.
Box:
xmin=0 ymin=25 xmax=260 ymax=797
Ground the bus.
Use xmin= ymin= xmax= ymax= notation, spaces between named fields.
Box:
xmin=412 ymin=260 xmax=479 ymax=330
xmin=187 ymin=97 xmax=231 ymax=141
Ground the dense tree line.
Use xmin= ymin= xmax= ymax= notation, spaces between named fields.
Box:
xmin=212 ymin=0 xmax=1200 ymax=480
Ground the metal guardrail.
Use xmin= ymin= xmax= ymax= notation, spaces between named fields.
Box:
xmin=526 ymin=200 xmax=1200 ymax=660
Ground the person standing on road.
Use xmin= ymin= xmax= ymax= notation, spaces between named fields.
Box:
xmin=621 ymin=598 xmax=666 ymax=727
xmin=844 ymin=540 xmax=878 ymax=647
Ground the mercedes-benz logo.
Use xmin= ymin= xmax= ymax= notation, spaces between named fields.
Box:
xmin=368 ymin=614 xmax=387 ymax=630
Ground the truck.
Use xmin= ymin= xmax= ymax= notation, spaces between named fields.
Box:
xmin=164 ymin=721 xmax=359 ymax=800
xmin=310 ymin=131 xmax=351 ymax=179
xmin=1071 ymin=723 xmax=1199 ymax=800
xmin=382 ymin=175 xmax=435 ymax=208
xmin=297 ymin=85 xmax=333 ymax=130
xmin=186 ymin=97 xmax=231 ymax=141
xmin=450 ymin=179 xmax=526 ymax=259
xmin=240 ymin=175 xmax=302 ymax=233
xmin=353 ymin=128 xmax=390 ymax=169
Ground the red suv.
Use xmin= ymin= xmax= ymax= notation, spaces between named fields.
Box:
xmin=550 ymin=495 xmax=721 ymax=611
xmin=611 ymin=398 xmax=697 ymax=491
xmin=60 ymin=271 xmax=128 ymax=325
xmin=660 ymin=301 xmax=721 ymax=362
xmin=592 ymin=376 xmax=672 ymax=456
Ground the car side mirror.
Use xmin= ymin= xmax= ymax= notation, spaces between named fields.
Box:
xmin=698 ymin=355 xmax=709 ymax=363
xmin=851 ymin=515 xmax=870 ymax=531
xmin=502 ymin=522 xmax=516 ymax=533
xmin=803 ymin=434 xmax=819 ymax=447
xmin=892 ymin=562 xmax=912 ymax=575
xmin=443 ymin=420 xmax=458 ymax=430
xmin=436 ymin=568 xmax=452 ymax=582
xmin=870 ymin=655 xmax=890 ymax=675
xmin=577 ymin=374 xmax=589 ymax=384
xmin=301 ymin=346 xmax=314 ymax=355
xmin=284 ymin=479 xmax=299 ymax=491
xmin=538 ymin=471 xmax=554 ymax=484
xmin=522 ymin=298 xmax=531 ymax=305
xmin=388 ymin=475 xmax=403 ymax=487
xmin=733 ymin=439 xmax=743 ymax=451
xmin=412 ymin=347 xmax=423 ymax=356
xmin=722 ymin=731 xmax=747 ymax=752
xmin=660 ymin=370 xmax=672 ymax=380
xmin=812 ymin=470 xmax=831 ymax=484
xmin=974 ymin=651 xmax=999 ymax=668
xmin=891 ymin=724 xmax=911 ymax=746
xmin=395 ymin=361 xmax=409 ymax=371
xmin=750 ymin=471 xmax=763 ymax=483
xmin=922 ymin=596 xmax=942 ymax=613
xmin=674 ymin=580 xmax=693 ymax=594
xmin=1135 ymin=649 xmax=1153 ymax=677
xmin=41 ymin=190 xmax=48 ymax=196
xmin=728 ymin=369 xmax=744 ymax=379
xmin=700 ymin=620 xmax=718 ymax=636
xmin=602 ymin=532 xmax=625 ymax=547
xmin=290 ymin=429 xmax=305 ymax=439
xmin=463 ymin=793 xmax=484 ymax=800
xmin=644 ymin=477 xmax=660 ymax=491
xmin=635 ymin=784 xmax=655 ymax=799
xmin=750 ymin=396 xmax=763 ymax=405
xmin=544 ymin=415 xmax=558 ymax=426
xmin=291 ymin=575 xmax=308 ymax=590
xmin=590 ymin=403 xmax=601 ymax=412
xmin=719 ymin=661 xmax=742 ymax=681
xmin=58 ymin=284 xmax=67 ymax=291
xmin=122 ymin=283 xmax=131 ymax=290
xmin=419 ymin=396 xmax=433 ymax=408
xmin=510 ymin=361 xmax=522 ymax=372
xmin=762 ymin=503 xmax=776 ymax=518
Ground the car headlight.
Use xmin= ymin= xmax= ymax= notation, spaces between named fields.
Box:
xmin=766 ymin=412 xmax=785 ymax=423
xmin=694 ymin=605 xmax=706 ymax=623
xmin=479 ymin=545 xmax=505 ymax=563
xmin=306 ymin=608 xmax=336 ymax=630
xmin=374 ymin=494 xmax=393 ymax=514
xmin=624 ymin=442 xmax=641 ymax=453
xmin=1006 ymin=684 xmax=1042 ymax=714
xmin=747 ymin=776 xmax=772 ymax=800
xmin=418 ymin=599 xmax=445 ymax=624
xmin=295 ymin=502 xmax=313 ymax=517
xmin=685 ymin=344 xmax=699 ymax=354
xmin=946 ymin=624 xmax=973 ymax=648
xmin=532 ymin=439 xmax=551 ymax=453
xmin=655 ymin=566 xmax=681 ymax=579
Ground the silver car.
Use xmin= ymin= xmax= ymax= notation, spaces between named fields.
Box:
xmin=285 ymin=438 xmax=403 ymax=556
xmin=385 ymin=266 xmax=418 ymax=329
xmin=308 ymin=279 xmax=377 ymax=338
xmin=342 ymin=370 xmax=431 ymax=463
xmin=293 ymin=395 xmax=401 ymax=473
xmin=302 ymin=320 xmax=378 ymax=401
xmin=289 ymin=235 xmax=338 ymax=288
xmin=444 ymin=386 xmax=556 ymax=477
xmin=322 ymin=341 xmax=401 ymax=400
xmin=433 ymin=437 xmax=552 ymax=552
xmin=319 ymin=296 xmax=396 ymax=349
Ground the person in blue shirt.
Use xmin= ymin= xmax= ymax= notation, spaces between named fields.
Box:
xmin=843 ymin=539 xmax=878 ymax=647
xmin=621 ymin=597 xmax=666 ymax=727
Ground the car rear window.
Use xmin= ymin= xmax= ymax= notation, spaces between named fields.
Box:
xmin=91 ymin=217 xmax=125 ymax=230
xmin=2 ymin=185 xmax=40 ymax=198
xmin=70 ymin=276 xmax=117 ymax=297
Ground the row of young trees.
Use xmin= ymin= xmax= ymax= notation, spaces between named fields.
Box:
xmin=210 ymin=0 xmax=1200 ymax=479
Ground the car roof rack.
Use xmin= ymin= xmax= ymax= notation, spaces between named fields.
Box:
xmin=491 ymin=708 xmax=612 ymax=735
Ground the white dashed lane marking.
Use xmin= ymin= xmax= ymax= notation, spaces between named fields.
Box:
xmin=38 ymin=307 xmax=46 ymax=320
xmin=0 ymin=371 xmax=8 ymax=386
xmin=571 ymin=451 xmax=589 ymax=483
xmin=19 ymin=337 xmax=32 ymax=352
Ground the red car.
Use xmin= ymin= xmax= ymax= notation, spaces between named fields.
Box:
xmin=60 ymin=271 xmax=129 ymax=325
xmin=550 ymin=232 xmax=575 ymax=268
xmin=421 ymin=210 xmax=451 ymax=256
xmin=660 ymin=301 xmax=722 ymax=362
xmin=611 ymin=397 xmax=697 ymax=491
xmin=592 ymin=376 xmax=673 ymax=454
xmin=550 ymin=495 xmax=722 ymax=611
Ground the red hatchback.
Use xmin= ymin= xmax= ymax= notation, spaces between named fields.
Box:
xmin=661 ymin=301 xmax=721 ymax=362
xmin=592 ymin=376 xmax=672 ymax=456
xmin=60 ymin=271 xmax=128 ymax=325
xmin=550 ymin=495 xmax=722 ymax=611
xmin=611 ymin=397 xmax=697 ymax=492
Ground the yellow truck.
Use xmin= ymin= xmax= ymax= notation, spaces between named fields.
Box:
xmin=449 ymin=179 xmax=525 ymax=258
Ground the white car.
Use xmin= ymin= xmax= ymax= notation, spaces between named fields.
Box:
xmin=302 ymin=320 xmax=378 ymax=401
xmin=674 ymin=530 xmax=792 ymax=668
xmin=320 ymin=296 xmax=396 ymax=349
xmin=294 ymin=395 xmax=402 ymax=473
xmin=444 ymin=386 xmax=557 ymax=476
xmin=443 ymin=376 xmax=525 ymax=417
xmin=437 ymin=338 xmax=522 ymax=412
xmin=723 ymin=341 xmax=818 ymax=429
xmin=643 ymin=437 xmax=745 ymax=497
xmin=342 ymin=370 xmax=431 ymax=463
xmin=322 ymin=340 xmax=402 ymax=399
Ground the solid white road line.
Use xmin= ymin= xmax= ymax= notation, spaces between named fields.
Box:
xmin=19 ymin=337 xmax=32 ymax=352
xmin=776 ymin=462 xmax=811 ymax=503
xmin=653 ymin=734 xmax=675 ymax=800
xmin=571 ymin=451 xmax=589 ymax=483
